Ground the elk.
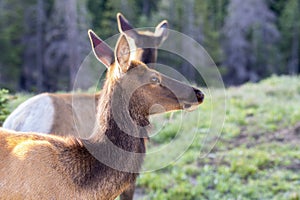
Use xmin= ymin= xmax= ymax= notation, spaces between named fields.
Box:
xmin=0 ymin=31 xmax=204 ymax=199
xmin=2 ymin=13 xmax=168 ymax=200
xmin=3 ymin=13 xmax=168 ymax=137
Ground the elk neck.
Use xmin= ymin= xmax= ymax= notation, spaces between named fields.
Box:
xmin=86 ymin=71 xmax=148 ymax=154
xmin=58 ymin=69 xmax=148 ymax=192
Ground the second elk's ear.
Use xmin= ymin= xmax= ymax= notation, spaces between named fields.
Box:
xmin=88 ymin=29 xmax=114 ymax=68
xmin=117 ymin=13 xmax=137 ymax=39
xmin=115 ymin=34 xmax=131 ymax=73
xmin=155 ymin=20 xmax=169 ymax=45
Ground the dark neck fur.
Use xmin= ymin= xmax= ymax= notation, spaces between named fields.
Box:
xmin=55 ymin=138 xmax=138 ymax=198
xmin=57 ymin=77 xmax=148 ymax=191
xmin=142 ymin=48 xmax=157 ymax=65
xmin=92 ymin=75 xmax=150 ymax=142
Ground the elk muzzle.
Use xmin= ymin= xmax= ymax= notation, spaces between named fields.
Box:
xmin=181 ymin=87 xmax=204 ymax=111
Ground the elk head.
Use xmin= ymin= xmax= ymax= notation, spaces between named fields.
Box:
xmin=117 ymin=13 xmax=168 ymax=64
xmin=88 ymin=30 xmax=204 ymax=127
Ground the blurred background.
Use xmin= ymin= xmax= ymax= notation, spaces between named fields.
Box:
xmin=1 ymin=1 xmax=300 ymax=199
xmin=0 ymin=0 xmax=299 ymax=92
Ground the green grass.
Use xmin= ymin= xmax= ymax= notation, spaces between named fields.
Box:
xmin=139 ymin=75 xmax=300 ymax=199
xmin=2 ymin=75 xmax=300 ymax=199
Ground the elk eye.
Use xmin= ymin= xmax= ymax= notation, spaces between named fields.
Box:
xmin=150 ymin=76 xmax=160 ymax=84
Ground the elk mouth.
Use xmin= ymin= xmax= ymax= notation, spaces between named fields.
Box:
xmin=182 ymin=102 xmax=201 ymax=112
xmin=181 ymin=90 xmax=204 ymax=111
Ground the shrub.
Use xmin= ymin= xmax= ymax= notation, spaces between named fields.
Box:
xmin=0 ymin=89 xmax=10 ymax=126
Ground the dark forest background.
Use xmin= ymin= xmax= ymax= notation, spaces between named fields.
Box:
xmin=0 ymin=0 xmax=299 ymax=92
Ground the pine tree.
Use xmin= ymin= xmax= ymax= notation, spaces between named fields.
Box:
xmin=98 ymin=0 xmax=121 ymax=39
xmin=20 ymin=0 xmax=48 ymax=91
xmin=223 ymin=0 xmax=280 ymax=84
xmin=279 ymin=0 xmax=300 ymax=74
xmin=0 ymin=0 xmax=27 ymax=91
xmin=44 ymin=0 xmax=90 ymax=91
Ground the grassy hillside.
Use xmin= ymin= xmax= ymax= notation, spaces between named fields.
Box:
xmin=2 ymin=75 xmax=300 ymax=199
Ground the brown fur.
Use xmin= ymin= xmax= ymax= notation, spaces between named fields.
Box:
xmin=49 ymin=93 xmax=100 ymax=137
xmin=0 ymin=129 xmax=136 ymax=200
xmin=0 ymin=33 xmax=203 ymax=199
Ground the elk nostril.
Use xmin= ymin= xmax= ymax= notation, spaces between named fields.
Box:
xmin=194 ymin=89 xmax=204 ymax=102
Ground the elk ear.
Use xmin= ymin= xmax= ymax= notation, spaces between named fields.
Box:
xmin=88 ymin=29 xmax=114 ymax=68
xmin=155 ymin=20 xmax=169 ymax=45
xmin=117 ymin=13 xmax=138 ymax=39
xmin=115 ymin=34 xmax=131 ymax=73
